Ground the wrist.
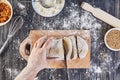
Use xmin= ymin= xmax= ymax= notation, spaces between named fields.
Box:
xmin=15 ymin=66 xmax=41 ymax=80
xmin=26 ymin=65 xmax=43 ymax=74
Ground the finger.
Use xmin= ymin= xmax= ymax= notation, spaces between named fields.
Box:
xmin=33 ymin=42 xmax=37 ymax=48
xmin=40 ymin=48 xmax=47 ymax=59
xmin=42 ymin=37 xmax=54 ymax=49
xmin=36 ymin=36 xmax=48 ymax=48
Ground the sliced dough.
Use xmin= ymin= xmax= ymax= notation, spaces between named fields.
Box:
xmin=63 ymin=37 xmax=72 ymax=60
xmin=47 ymin=38 xmax=64 ymax=60
xmin=68 ymin=36 xmax=78 ymax=60
xmin=77 ymin=36 xmax=88 ymax=59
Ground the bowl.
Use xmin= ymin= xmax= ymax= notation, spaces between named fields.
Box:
xmin=104 ymin=28 xmax=120 ymax=51
xmin=32 ymin=0 xmax=65 ymax=17
xmin=0 ymin=1 xmax=13 ymax=26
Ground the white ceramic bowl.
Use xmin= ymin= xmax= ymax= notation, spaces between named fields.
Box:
xmin=104 ymin=28 xmax=120 ymax=51
xmin=0 ymin=1 xmax=13 ymax=26
xmin=32 ymin=0 xmax=65 ymax=17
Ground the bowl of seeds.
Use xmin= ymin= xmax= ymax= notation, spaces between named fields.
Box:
xmin=104 ymin=28 xmax=120 ymax=51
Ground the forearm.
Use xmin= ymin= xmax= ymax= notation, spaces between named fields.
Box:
xmin=15 ymin=66 xmax=40 ymax=80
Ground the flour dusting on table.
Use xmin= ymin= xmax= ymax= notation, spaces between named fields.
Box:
xmin=44 ymin=1 xmax=102 ymax=71
xmin=12 ymin=2 xmax=103 ymax=79
xmin=35 ymin=2 xmax=102 ymax=40
xmin=34 ymin=77 xmax=39 ymax=80
xmin=45 ymin=2 xmax=101 ymax=50
xmin=13 ymin=39 xmax=21 ymax=50
xmin=6 ymin=68 xmax=20 ymax=79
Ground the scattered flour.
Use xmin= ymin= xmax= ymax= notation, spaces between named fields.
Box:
xmin=38 ymin=2 xmax=102 ymax=29
xmin=34 ymin=77 xmax=39 ymax=80
xmin=13 ymin=39 xmax=21 ymax=50
xmin=37 ymin=2 xmax=102 ymax=41
xmin=62 ymin=3 xmax=80 ymax=29
xmin=6 ymin=68 xmax=20 ymax=79
xmin=80 ymin=10 xmax=102 ymax=51
xmin=85 ymin=62 xmax=102 ymax=79
xmin=12 ymin=39 xmax=25 ymax=60
xmin=6 ymin=68 xmax=39 ymax=80
xmin=33 ymin=2 xmax=102 ymax=49
xmin=7 ymin=2 xmax=103 ymax=79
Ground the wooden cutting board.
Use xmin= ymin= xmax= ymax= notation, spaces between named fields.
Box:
xmin=19 ymin=30 xmax=90 ymax=68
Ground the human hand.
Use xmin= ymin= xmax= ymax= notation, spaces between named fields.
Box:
xmin=26 ymin=36 xmax=53 ymax=72
xmin=15 ymin=36 xmax=53 ymax=80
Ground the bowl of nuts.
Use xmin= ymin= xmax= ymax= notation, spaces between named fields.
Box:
xmin=0 ymin=0 xmax=13 ymax=26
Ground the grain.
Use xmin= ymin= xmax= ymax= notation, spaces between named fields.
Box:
xmin=106 ymin=30 xmax=120 ymax=49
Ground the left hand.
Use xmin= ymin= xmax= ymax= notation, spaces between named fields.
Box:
xmin=27 ymin=36 xmax=53 ymax=71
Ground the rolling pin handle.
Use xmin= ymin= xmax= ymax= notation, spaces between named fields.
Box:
xmin=81 ymin=2 xmax=95 ymax=12
xmin=81 ymin=2 xmax=120 ymax=28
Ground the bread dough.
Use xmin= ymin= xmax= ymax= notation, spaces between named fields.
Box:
xmin=44 ymin=36 xmax=88 ymax=60
xmin=63 ymin=37 xmax=72 ymax=60
xmin=47 ymin=38 xmax=64 ymax=60
xmin=68 ymin=36 xmax=78 ymax=60
xmin=77 ymin=36 xmax=88 ymax=59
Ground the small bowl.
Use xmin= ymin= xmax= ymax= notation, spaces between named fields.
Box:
xmin=32 ymin=0 xmax=65 ymax=17
xmin=104 ymin=28 xmax=120 ymax=51
xmin=0 ymin=1 xmax=13 ymax=26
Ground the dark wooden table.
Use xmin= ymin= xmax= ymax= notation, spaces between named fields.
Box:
xmin=0 ymin=0 xmax=120 ymax=80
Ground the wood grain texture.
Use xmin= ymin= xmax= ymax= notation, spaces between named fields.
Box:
xmin=19 ymin=30 xmax=90 ymax=68
xmin=0 ymin=0 xmax=119 ymax=80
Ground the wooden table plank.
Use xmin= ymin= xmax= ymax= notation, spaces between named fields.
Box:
xmin=0 ymin=0 xmax=120 ymax=80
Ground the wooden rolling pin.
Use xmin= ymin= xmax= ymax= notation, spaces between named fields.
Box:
xmin=81 ymin=2 xmax=120 ymax=28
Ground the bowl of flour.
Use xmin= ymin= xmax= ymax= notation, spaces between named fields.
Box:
xmin=32 ymin=0 xmax=65 ymax=17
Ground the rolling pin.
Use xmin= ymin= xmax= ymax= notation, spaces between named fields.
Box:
xmin=81 ymin=2 xmax=120 ymax=28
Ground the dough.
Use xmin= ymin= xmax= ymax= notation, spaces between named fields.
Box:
xmin=63 ymin=37 xmax=72 ymax=60
xmin=77 ymin=36 xmax=88 ymax=59
xmin=47 ymin=38 xmax=64 ymax=60
xmin=68 ymin=36 xmax=78 ymax=60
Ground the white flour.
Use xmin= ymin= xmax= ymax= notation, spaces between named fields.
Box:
xmin=62 ymin=3 xmax=80 ymax=29
xmin=39 ymin=2 xmax=102 ymax=37
xmin=6 ymin=68 xmax=39 ymax=80
xmin=34 ymin=77 xmax=39 ymax=80
xmin=6 ymin=68 xmax=20 ymax=79
xmin=33 ymin=0 xmax=65 ymax=17
xmin=8 ymin=2 xmax=103 ymax=79
xmin=39 ymin=2 xmax=102 ymax=49
xmin=13 ymin=39 xmax=20 ymax=50
xmin=13 ymin=39 xmax=25 ymax=60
